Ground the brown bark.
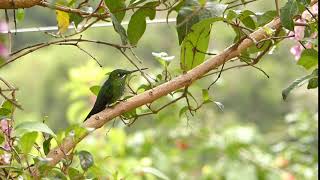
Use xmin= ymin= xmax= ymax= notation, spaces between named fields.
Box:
xmin=0 ymin=0 xmax=41 ymax=9
xmin=46 ymin=17 xmax=282 ymax=166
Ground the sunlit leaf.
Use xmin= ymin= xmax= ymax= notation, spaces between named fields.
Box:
xmin=127 ymin=1 xmax=158 ymax=45
xmin=15 ymin=121 xmax=56 ymax=137
xmin=297 ymin=49 xmax=318 ymax=70
xmin=90 ymin=85 xmax=101 ymax=96
xmin=20 ymin=132 xmax=38 ymax=154
xmin=56 ymin=10 xmax=70 ymax=34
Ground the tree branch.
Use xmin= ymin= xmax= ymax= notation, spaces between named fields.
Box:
xmin=45 ymin=17 xmax=282 ymax=166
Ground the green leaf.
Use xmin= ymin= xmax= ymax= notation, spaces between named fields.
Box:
xmin=296 ymin=0 xmax=311 ymax=5
xmin=280 ymin=0 xmax=299 ymax=30
xmin=20 ymin=132 xmax=38 ymax=154
xmin=176 ymin=1 xmax=227 ymax=44
xmin=127 ymin=2 xmax=158 ymax=45
xmin=105 ymin=0 xmax=126 ymax=22
xmin=239 ymin=10 xmax=256 ymax=30
xmin=297 ymin=49 xmax=318 ymax=70
xmin=0 ymin=133 xmax=4 ymax=144
xmin=307 ymin=77 xmax=318 ymax=89
xmin=139 ymin=167 xmax=170 ymax=180
xmin=282 ymin=69 xmax=318 ymax=100
xmin=15 ymin=121 xmax=56 ymax=137
xmin=47 ymin=169 xmax=68 ymax=180
xmin=0 ymin=108 xmax=11 ymax=117
xmin=68 ymin=167 xmax=84 ymax=179
xmin=43 ymin=137 xmax=53 ymax=155
xmin=16 ymin=9 xmax=25 ymax=22
xmin=78 ymin=150 xmax=94 ymax=171
xmin=257 ymin=11 xmax=277 ymax=26
xmin=180 ymin=17 xmax=223 ymax=71
xmin=179 ymin=106 xmax=189 ymax=117
xmin=69 ymin=13 xmax=83 ymax=28
xmin=89 ymin=85 xmax=101 ymax=96
xmin=202 ymin=89 xmax=210 ymax=102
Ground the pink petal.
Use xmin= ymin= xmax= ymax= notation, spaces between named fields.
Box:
xmin=0 ymin=22 xmax=8 ymax=33
xmin=0 ymin=43 xmax=8 ymax=58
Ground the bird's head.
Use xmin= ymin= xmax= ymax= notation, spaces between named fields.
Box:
xmin=108 ymin=68 xmax=147 ymax=80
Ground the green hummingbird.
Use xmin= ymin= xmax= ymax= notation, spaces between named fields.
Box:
xmin=84 ymin=69 xmax=144 ymax=121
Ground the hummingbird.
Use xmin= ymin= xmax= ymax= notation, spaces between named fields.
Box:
xmin=84 ymin=69 xmax=145 ymax=121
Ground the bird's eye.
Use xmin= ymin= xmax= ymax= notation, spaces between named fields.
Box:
xmin=117 ymin=73 xmax=121 ymax=77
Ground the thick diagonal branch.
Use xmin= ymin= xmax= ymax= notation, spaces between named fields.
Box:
xmin=46 ymin=18 xmax=282 ymax=166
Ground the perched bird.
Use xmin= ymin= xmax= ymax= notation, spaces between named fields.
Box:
xmin=84 ymin=69 xmax=144 ymax=121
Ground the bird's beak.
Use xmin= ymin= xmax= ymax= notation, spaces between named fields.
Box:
xmin=127 ymin=68 xmax=148 ymax=74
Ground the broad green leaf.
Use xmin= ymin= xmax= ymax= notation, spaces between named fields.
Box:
xmin=280 ymin=0 xmax=298 ymax=30
xmin=90 ymin=85 xmax=101 ymax=96
xmin=56 ymin=10 xmax=70 ymax=34
xmin=15 ymin=121 xmax=56 ymax=137
xmin=297 ymin=49 xmax=318 ymax=70
xmin=127 ymin=2 xmax=158 ymax=45
xmin=20 ymin=132 xmax=38 ymax=154
xmin=180 ymin=17 xmax=223 ymax=71
xmin=105 ymin=0 xmax=126 ymax=23
xmin=0 ymin=108 xmax=11 ymax=117
xmin=2 ymin=100 xmax=13 ymax=111
xmin=47 ymin=169 xmax=68 ymax=180
xmin=282 ymin=69 xmax=318 ymax=100
xmin=176 ymin=1 xmax=227 ymax=44
xmin=239 ymin=10 xmax=256 ymax=30
xmin=139 ymin=167 xmax=170 ymax=180
xmin=78 ymin=150 xmax=94 ymax=171
xmin=257 ymin=11 xmax=277 ymax=26
xmin=68 ymin=167 xmax=84 ymax=179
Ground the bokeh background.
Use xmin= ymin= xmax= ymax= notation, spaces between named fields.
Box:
xmin=0 ymin=1 xmax=318 ymax=179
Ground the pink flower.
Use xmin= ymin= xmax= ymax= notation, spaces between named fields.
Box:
xmin=0 ymin=153 xmax=11 ymax=164
xmin=293 ymin=19 xmax=306 ymax=40
xmin=0 ymin=22 xmax=8 ymax=33
xmin=0 ymin=119 xmax=11 ymax=136
xmin=0 ymin=43 xmax=8 ymax=59
xmin=290 ymin=44 xmax=303 ymax=60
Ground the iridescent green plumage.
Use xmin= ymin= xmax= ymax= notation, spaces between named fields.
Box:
xmin=84 ymin=69 xmax=139 ymax=121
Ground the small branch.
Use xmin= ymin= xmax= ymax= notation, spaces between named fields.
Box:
xmin=38 ymin=1 xmax=109 ymax=18
xmin=1 ymin=38 xmax=132 ymax=69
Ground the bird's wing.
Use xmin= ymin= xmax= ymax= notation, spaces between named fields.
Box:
xmin=84 ymin=82 xmax=113 ymax=120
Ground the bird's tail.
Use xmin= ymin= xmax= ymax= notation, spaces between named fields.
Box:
xmin=84 ymin=104 xmax=108 ymax=121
